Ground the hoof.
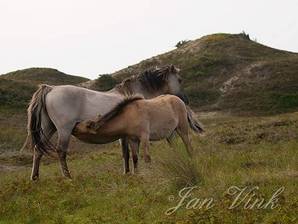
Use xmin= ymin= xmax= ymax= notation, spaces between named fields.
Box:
xmin=144 ymin=155 xmax=151 ymax=163
xmin=123 ymin=172 xmax=131 ymax=176
xmin=132 ymin=168 xmax=139 ymax=174
xmin=123 ymin=170 xmax=131 ymax=175
xmin=31 ymin=175 xmax=39 ymax=181
xmin=65 ymin=175 xmax=72 ymax=179
xmin=63 ymin=172 xmax=72 ymax=179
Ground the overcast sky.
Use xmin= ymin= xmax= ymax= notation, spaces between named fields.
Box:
xmin=0 ymin=0 xmax=297 ymax=79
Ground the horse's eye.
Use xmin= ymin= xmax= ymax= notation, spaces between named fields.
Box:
xmin=178 ymin=78 xmax=182 ymax=83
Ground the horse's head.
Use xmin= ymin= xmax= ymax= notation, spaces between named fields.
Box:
xmin=115 ymin=65 xmax=189 ymax=104
xmin=163 ymin=65 xmax=189 ymax=104
xmin=162 ymin=65 xmax=181 ymax=93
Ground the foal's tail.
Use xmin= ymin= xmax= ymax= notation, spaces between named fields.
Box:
xmin=20 ymin=84 xmax=55 ymax=154
xmin=186 ymin=106 xmax=204 ymax=134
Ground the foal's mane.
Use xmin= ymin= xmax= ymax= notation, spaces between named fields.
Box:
xmin=92 ymin=95 xmax=144 ymax=130
xmin=115 ymin=65 xmax=178 ymax=95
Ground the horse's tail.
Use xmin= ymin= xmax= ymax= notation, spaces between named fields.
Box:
xmin=19 ymin=133 xmax=30 ymax=152
xmin=186 ymin=106 xmax=204 ymax=134
xmin=20 ymin=84 xmax=55 ymax=155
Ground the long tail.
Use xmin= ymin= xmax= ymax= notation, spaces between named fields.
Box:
xmin=20 ymin=84 xmax=55 ymax=154
xmin=186 ymin=106 xmax=204 ymax=134
xmin=19 ymin=133 xmax=30 ymax=152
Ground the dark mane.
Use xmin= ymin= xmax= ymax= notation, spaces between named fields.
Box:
xmin=115 ymin=65 xmax=179 ymax=95
xmin=93 ymin=95 xmax=144 ymax=130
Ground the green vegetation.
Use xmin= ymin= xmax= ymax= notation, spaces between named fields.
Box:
xmin=0 ymin=112 xmax=297 ymax=223
xmin=1 ymin=68 xmax=89 ymax=85
xmin=0 ymin=67 xmax=89 ymax=111
xmin=93 ymin=74 xmax=118 ymax=91
xmin=93 ymin=33 xmax=298 ymax=115
xmin=0 ymin=79 xmax=36 ymax=109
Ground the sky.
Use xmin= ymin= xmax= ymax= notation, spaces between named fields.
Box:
xmin=0 ymin=0 xmax=297 ymax=79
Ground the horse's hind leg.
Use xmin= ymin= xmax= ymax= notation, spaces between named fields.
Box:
xmin=31 ymin=147 xmax=43 ymax=181
xmin=31 ymin=123 xmax=56 ymax=181
xmin=140 ymin=134 xmax=151 ymax=163
xmin=121 ymin=138 xmax=130 ymax=174
xmin=56 ymin=129 xmax=72 ymax=178
xmin=128 ymin=139 xmax=140 ymax=174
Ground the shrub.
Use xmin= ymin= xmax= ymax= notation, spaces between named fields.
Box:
xmin=175 ymin=40 xmax=190 ymax=48
xmin=94 ymin=74 xmax=118 ymax=91
xmin=240 ymin=31 xmax=250 ymax=40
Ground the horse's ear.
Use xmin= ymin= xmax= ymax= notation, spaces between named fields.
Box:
xmin=170 ymin=65 xmax=179 ymax=73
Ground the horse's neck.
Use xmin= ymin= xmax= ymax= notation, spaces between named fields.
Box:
xmin=111 ymin=80 xmax=162 ymax=99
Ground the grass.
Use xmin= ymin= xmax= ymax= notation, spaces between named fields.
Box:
xmin=0 ymin=112 xmax=297 ymax=223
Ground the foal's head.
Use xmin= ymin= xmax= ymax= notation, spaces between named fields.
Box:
xmin=74 ymin=118 xmax=100 ymax=135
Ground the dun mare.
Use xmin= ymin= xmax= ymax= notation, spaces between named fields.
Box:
xmin=73 ymin=95 xmax=202 ymax=173
xmin=22 ymin=65 xmax=198 ymax=180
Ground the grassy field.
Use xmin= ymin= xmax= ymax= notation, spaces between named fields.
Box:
xmin=0 ymin=112 xmax=297 ymax=224
xmin=1 ymin=32 xmax=297 ymax=223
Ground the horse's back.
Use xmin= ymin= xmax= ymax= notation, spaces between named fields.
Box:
xmin=45 ymin=85 xmax=123 ymax=129
xmin=133 ymin=95 xmax=185 ymax=140
xmin=145 ymin=94 xmax=186 ymax=111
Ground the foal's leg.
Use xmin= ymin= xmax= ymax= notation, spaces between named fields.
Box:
xmin=56 ymin=129 xmax=72 ymax=178
xmin=166 ymin=132 xmax=176 ymax=148
xmin=176 ymin=125 xmax=194 ymax=157
xmin=140 ymin=134 xmax=151 ymax=163
xmin=128 ymin=140 xmax=140 ymax=173
xmin=121 ymin=138 xmax=130 ymax=174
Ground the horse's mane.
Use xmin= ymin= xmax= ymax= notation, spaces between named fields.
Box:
xmin=115 ymin=65 xmax=178 ymax=95
xmin=92 ymin=95 xmax=144 ymax=130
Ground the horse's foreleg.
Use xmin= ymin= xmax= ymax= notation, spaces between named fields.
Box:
xmin=121 ymin=138 xmax=130 ymax=174
xmin=57 ymin=130 xmax=72 ymax=178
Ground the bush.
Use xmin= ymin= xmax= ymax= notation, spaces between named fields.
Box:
xmin=175 ymin=40 xmax=190 ymax=48
xmin=94 ymin=74 xmax=118 ymax=91
xmin=240 ymin=31 xmax=250 ymax=40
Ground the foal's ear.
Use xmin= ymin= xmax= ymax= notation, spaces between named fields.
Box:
xmin=86 ymin=121 xmax=97 ymax=134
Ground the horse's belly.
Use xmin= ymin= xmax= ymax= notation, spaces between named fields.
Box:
xmin=149 ymin=121 xmax=177 ymax=140
xmin=73 ymin=133 xmax=119 ymax=144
